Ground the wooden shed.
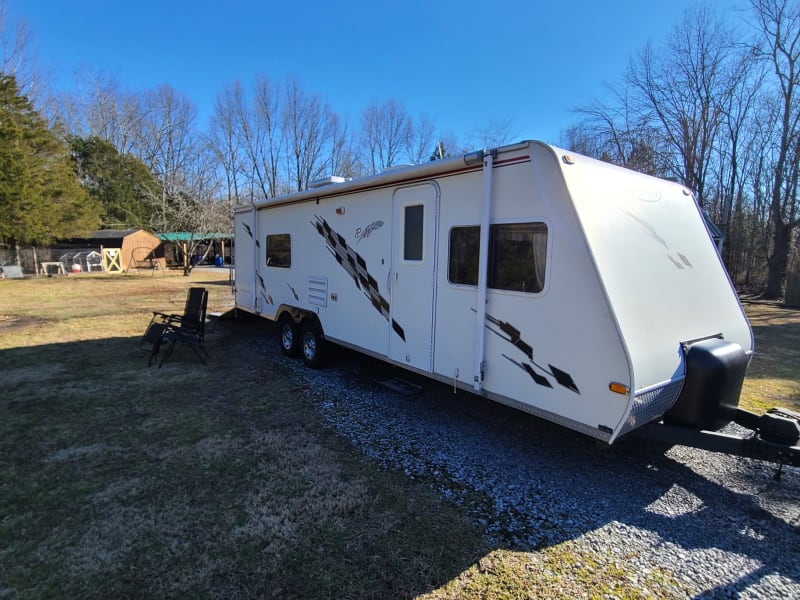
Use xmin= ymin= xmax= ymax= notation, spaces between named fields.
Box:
xmin=65 ymin=229 xmax=162 ymax=272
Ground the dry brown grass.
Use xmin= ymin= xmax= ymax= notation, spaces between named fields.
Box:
xmin=0 ymin=271 xmax=486 ymax=598
xmin=740 ymin=301 xmax=800 ymax=414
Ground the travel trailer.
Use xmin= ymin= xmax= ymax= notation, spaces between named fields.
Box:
xmin=234 ymin=141 xmax=799 ymax=467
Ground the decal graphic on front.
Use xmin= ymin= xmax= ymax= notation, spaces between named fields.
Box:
xmin=623 ymin=211 xmax=693 ymax=270
xmin=478 ymin=311 xmax=579 ymax=394
xmin=312 ymin=215 xmax=406 ymax=341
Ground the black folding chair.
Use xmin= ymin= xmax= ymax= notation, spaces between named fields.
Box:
xmin=142 ymin=287 xmax=209 ymax=367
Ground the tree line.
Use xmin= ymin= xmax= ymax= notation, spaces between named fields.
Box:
xmin=565 ymin=0 xmax=800 ymax=298
xmin=1 ymin=0 xmax=798 ymax=295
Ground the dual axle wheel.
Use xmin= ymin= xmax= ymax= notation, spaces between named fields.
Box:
xmin=278 ymin=315 xmax=325 ymax=368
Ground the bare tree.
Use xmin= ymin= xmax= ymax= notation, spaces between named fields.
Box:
xmin=69 ymin=71 xmax=144 ymax=155
xmin=209 ymin=76 xmax=354 ymax=202
xmin=563 ymin=1 xmax=800 ymax=295
xmin=361 ymin=98 xmax=411 ymax=173
xmin=220 ymin=75 xmax=287 ymax=200
xmin=406 ymin=113 xmax=437 ymax=164
xmin=749 ymin=0 xmax=800 ymax=298
xmin=713 ymin=48 xmax=765 ymax=275
xmin=428 ymin=132 xmax=464 ymax=161
xmin=283 ymin=77 xmax=333 ymax=191
xmin=327 ymin=113 xmax=362 ymax=178
xmin=467 ymin=117 xmax=517 ymax=150
xmin=251 ymin=75 xmax=285 ymax=198
xmin=131 ymin=84 xmax=226 ymax=274
xmin=626 ymin=5 xmax=735 ymax=207
xmin=0 ymin=0 xmax=41 ymax=99
xmin=208 ymin=81 xmax=248 ymax=207
xmin=135 ymin=85 xmax=197 ymax=192
xmin=573 ymin=84 xmax=670 ymax=176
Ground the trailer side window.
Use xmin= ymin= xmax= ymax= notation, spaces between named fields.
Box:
xmin=266 ymin=234 xmax=291 ymax=268
xmin=448 ymin=226 xmax=479 ymax=285
xmin=404 ymin=204 xmax=424 ymax=261
xmin=489 ymin=223 xmax=548 ymax=293
xmin=448 ymin=223 xmax=548 ymax=293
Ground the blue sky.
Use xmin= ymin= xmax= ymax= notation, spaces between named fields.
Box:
xmin=11 ymin=0 xmax=745 ymax=146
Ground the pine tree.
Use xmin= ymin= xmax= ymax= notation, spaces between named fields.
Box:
xmin=70 ymin=135 xmax=161 ymax=228
xmin=0 ymin=74 xmax=100 ymax=248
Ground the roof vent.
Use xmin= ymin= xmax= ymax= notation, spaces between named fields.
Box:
xmin=309 ymin=176 xmax=346 ymax=189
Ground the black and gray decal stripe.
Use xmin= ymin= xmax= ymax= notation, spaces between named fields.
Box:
xmin=256 ymin=274 xmax=273 ymax=305
xmin=313 ymin=216 xmax=405 ymax=341
xmin=485 ymin=314 xmax=533 ymax=360
xmin=478 ymin=310 xmax=579 ymax=394
xmin=502 ymin=354 xmax=552 ymax=388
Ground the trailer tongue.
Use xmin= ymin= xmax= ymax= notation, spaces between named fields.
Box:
xmin=636 ymin=407 xmax=800 ymax=479
xmin=633 ymin=335 xmax=799 ymax=478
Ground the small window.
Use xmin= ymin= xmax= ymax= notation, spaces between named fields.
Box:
xmin=404 ymin=204 xmax=424 ymax=261
xmin=448 ymin=226 xmax=479 ymax=285
xmin=266 ymin=234 xmax=291 ymax=268
xmin=448 ymin=223 xmax=548 ymax=293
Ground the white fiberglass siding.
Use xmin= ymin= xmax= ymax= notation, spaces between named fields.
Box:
xmin=557 ymin=147 xmax=753 ymax=395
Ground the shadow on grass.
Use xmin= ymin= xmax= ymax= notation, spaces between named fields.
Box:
xmin=2 ymin=315 xmax=798 ymax=598
xmin=192 ymin=278 xmax=234 ymax=287
xmin=0 ymin=318 xmax=486 ymax=599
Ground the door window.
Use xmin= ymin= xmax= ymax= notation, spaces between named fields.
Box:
xmin=404 ymin=204 xmax=424 ymax=261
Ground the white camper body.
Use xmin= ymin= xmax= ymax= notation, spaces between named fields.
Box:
xmin=234 ymin=141 xmax=753 ymax=443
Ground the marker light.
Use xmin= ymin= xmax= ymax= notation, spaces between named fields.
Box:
xmin=562 ymin=154 xmax=575 ymax=165
xmin=609 ymin=382 xmax=630 ymax=395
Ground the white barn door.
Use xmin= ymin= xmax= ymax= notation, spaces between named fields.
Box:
xmin=389 ymin=183 xmax=439 ymax=371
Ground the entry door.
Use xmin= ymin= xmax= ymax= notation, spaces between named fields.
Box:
xmin=389 ymin=183 xmax=439 ymax=370
xmin=234 ymin=210 xmax=256 ymax=312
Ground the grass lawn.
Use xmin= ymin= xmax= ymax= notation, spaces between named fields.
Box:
xmin=1 ymin=272 xmax=797 ymax=598
xmin=1 ymin=272 xmax=487 ymax=598
xmin=739 ymin=300 xmax=800 ymax=413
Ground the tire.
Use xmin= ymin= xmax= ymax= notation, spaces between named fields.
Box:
xmin=278 ymin=315 xmax=300 ymax=357
xmin=300 ymin=321 xmax=326 ymax=369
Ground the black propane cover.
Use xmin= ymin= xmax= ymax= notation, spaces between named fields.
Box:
xmin=664 ymin=338 xmax=749 ymax=430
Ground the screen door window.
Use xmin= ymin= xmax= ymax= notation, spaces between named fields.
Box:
xmin=404 ymin=204 xmax=424 ymax=261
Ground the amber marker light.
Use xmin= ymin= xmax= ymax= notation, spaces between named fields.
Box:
xmin=609 ymin=382 xmax=630 ymax=395
xmin=562 ymin=154 xmax=575 ymax=165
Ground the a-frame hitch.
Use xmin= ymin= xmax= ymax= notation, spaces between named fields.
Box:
xmin=635 ymin=407 xmax=800 ymax=480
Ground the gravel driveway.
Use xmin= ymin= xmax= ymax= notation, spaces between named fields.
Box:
xmin=261 ymin=333 xmax=799 ymax=599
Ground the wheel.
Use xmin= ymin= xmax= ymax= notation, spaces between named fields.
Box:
xmin=278 ymin=315 xmax=300 ymax=357
xmin=300 ymin=321 xmax=326 ymax=369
